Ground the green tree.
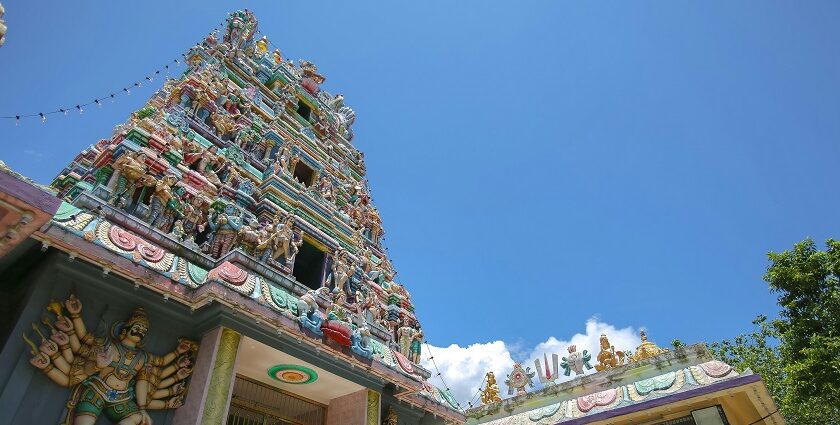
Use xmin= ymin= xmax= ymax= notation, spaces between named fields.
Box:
xmin=711 ymin=238 xmax=840 ymax=424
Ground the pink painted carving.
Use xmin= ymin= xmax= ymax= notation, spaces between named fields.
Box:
xmin=137 ymin=242 xmax=166 ymax=263
xmin=577 ymin=388 xmax=618 ymax=413
xmin=699 ymin=360 xmax=733 ymax=378
xmin=392 ymin=350 xmax=415 ymax=375
xmin=208 ymin=261 xmax=248 ymax=286
xmin=109 ymin=225 xmax=139 ymax=251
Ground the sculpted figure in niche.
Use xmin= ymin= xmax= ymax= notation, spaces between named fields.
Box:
xmin=329 ymin=250 xmax=352 ymax=291
xmin=24 ymin=295 xmax=199 ymax=425
xmin=397 ymin=318 xmax=416 ymax=358
xmin=147 ymin=175 xmax=177 ymax=230
xmin=110 ymin=152 xmax=149 ymax=208
xmin=409 ymin=323 xmax=423 ymax=364
xmin=207 ymin=204 xmax=243 ymax=258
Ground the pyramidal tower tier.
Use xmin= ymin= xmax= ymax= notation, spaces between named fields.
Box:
xmin=47 ymin=9 xmax=460 ymax=416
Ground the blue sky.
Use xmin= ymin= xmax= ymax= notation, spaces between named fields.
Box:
xmin=2 ymin=1 xmax=839 ymax=398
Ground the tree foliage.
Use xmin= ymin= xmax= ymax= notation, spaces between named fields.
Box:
xmin=710 ymin=238 xmax=840 ymax=424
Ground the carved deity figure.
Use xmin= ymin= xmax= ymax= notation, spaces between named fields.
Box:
xmin=594 ymin=334 xmax=628 ymax=372
xmin=396 ymin=318 xmax=416 ymax=359
xmin=296 ymin=287 xmax=329 ymax=336
xmin=409 ymin=324 xmax=423 ymax=364
xmin=24 ymin=295 xmax=198 ymax=425
xmin=147 ymin=175 xmax=178 ymax=231
xmin=480 ymin=371 xmax=502 ymax=405
xmin=561 ymin=344 xmax=593 ymax=376
xmin=110 ymin=152 xmax=149 ymax=208
xmin=631 ymin=330 xmax=667 ymax=362
xmin=206 ymin=204 xmax=243 ymax=258
xmin=329 ymin=250 xmax=352 ymax=291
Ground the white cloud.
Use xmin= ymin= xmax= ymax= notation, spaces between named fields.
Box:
xmin=422 ymin=318 xmax=643 ymax=408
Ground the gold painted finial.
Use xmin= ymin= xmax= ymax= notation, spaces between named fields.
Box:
xmin=631 ymin=330 xmax=667 ymax=362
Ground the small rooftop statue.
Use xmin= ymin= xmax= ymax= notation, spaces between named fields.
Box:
xmin=505 ymin=363 xmax=535 ymax=395
xmin=534 ymin=353 xmax=560 ymax=386
xmin=594 ymin=333 xmax=629 ymax=372
xmin=479 ymin=371 xmax=502 ymax=405
xmin=560 ymin=344 xmax=593 ymax=376
xmin=631 ymin=330 xmax=668 ymax=362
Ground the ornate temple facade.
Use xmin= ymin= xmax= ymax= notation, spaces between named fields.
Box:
xmin=0 ymin=10 xmax=460 ymax=425
xmin=0 ymin=9 xmax=782 ymax=425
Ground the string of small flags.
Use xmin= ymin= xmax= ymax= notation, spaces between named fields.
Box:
xmin=423 ymin=340 xmax=467 ymax=412
xmin=0 ymin=21 xmax=229 ymax=126
xmin=0 ymin=58 xmax=184 ymax=126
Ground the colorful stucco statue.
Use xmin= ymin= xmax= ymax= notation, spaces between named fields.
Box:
xmin=505 ymin=363 xmax=535 ymax=395
xmin=631 ymin=330 xmax=667 ymax=362
xmin=296 ymin=287 xmax=328 ymax=336
xmin=480 ymin=371 xmax=502 ymax=405
xmin=594 ymin=334 xmax=628 ymax=372
xmin=396 ymin=317 xmax=416 ymax=358
xmin=109 ymin=152 xmax=150 ymax=208
xmin=206 ymin=203 xmax=243 ymax=258
xmin=409 ymin=324 xmax=423 ymax=364
xmin=23 ymin=295 xmax=198 ymax=425
xmin=561 ymin=344 xmax=593 ymax=376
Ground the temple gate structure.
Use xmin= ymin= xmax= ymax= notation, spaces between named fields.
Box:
xmin=0 ymin=9 xmax=781 ymax=425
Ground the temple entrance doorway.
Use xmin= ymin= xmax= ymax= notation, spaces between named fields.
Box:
xmin=229 ymin=337 xmax=366 ymax=425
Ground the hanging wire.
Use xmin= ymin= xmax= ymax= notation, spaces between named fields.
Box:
xmin=423 ymin=340 xmax=468 ymax=412
xmin=464 ymin=374 xmax=487 ymax=410
xmin=0 ymin=18 xmax=230 ymax=124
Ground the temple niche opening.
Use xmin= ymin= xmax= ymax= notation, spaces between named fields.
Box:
xmin=293 ymin=238 xmax=327 ymax=290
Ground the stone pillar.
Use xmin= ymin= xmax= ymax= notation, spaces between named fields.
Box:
xmin=172 ymin=327 xmax=242 ymax=425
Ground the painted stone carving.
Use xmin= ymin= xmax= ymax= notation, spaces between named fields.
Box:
xmin=480 ymin=371 xmax=502 ymax=405
xmin=594 ymin=334 xmax=628 ymax=372
xmin=350 ymin=326 xmax=374 ymax=360
xmin=577 ymin=388 xmax=618 ymax=413
xmin=296 ymin=287 xmax=328 ymax=336
xmin=534 ymin=353 xmax=559 ymax=385
xmin=23 ymin=295 xmax=199 ymax=425
xmin=561 ymin=344 xmax=593 ymax=376
xmin=206 ymin=203 xmax=243 ymax=258
xmin=505 ymin=363 xmax=535 ymax=395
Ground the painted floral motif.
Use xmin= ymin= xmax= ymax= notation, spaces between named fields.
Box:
xmin=634 ymin=371 xmax=676 ymax=395
xmin=577 ymin=388 xmax=618 ymax=413
xmin=699 ymin=360 xmax=733 ymax=378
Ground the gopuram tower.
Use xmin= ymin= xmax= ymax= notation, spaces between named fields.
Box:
xmin=0 ymin=10 xmax=462 ymax=425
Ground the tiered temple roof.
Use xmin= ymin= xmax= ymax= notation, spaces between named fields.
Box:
xmin=44 ymin=9 xmax=462 ymax=421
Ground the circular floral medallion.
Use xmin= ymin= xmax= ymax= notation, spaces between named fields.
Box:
xmin=267 ymin=364 xmax=318 ymax=385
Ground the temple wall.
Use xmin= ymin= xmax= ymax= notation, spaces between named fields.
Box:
xmin=325 ymin=389 xmax=367 ymax=425
xmin=0 ymin=252 xmax=203 ymax=425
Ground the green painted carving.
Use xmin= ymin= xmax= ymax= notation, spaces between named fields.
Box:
xmin=634 ymin=371 xmax=677 ymax=395
xmin=188 ymin=263 xmax=208 ymax=284
xmin=53 ymin=202 xmax=83 ymax=221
